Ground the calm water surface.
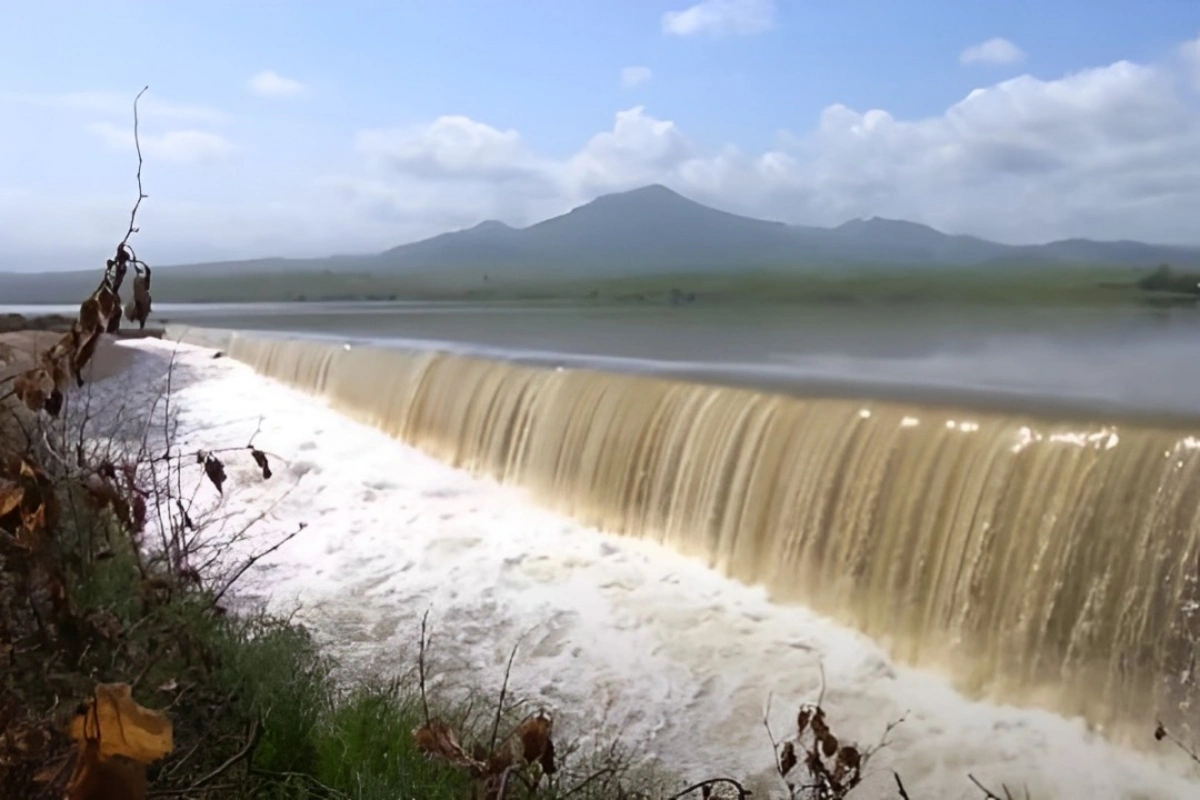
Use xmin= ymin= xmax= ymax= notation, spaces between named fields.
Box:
xmin=9 ymin=301 xmax=1200 ymax=419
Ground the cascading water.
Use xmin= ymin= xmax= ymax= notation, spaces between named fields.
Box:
xmin=175 ymin=327 xmax=1200 ymax=744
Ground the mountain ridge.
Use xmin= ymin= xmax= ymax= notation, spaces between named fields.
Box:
xmin=4 ymin=185 xmax=1200 ymax=298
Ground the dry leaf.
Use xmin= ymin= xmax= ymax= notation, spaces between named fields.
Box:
xmin=514 ymin=713 xmax=556 ymax=775
xmin=518 ymin=713 xmax=552 ymax=764
xmin=65 ymin=743 xmax=150 ymax=800
xmin=413 ymin=719 xmax=471 ymax=765
xmin=126 ymin=272 xmax=152 ymax=330
xmin=810 ymin=708 xmax=828 ymax=738
xmin=203 ymin=455 xmax=226 ymax=495
xmin=72 ymin=329 xmax=102 ymax=386
xmin=0 ymin=479 xmax=23 ymax=517
xmin=779 ymin=740 xmax=797 ymax=776
xmin=68 ymin=683 xmax=173 ymax=764
xmin=250 ymin=448 xmax=272 ymax=480
xmin=44 ymin=388 xmax=64 ymax=417
xmin=64 ymin=683 xmax=172 ymax=800
xmin=821 ymin=732 xmax=839 ymax=759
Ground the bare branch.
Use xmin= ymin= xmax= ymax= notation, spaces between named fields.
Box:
xmin=418 ymin=608 xmax=431 ymax=725
xmin=489 ymin=640 xmax=521 ymax=755
xmin=968 ymin=774 xmax=1007 ymax=800
xmin=121 ymin=85 xmax=150 ymax=250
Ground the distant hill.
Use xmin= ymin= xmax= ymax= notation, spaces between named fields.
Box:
xmin=5 ymin=183 xmax=1200 ymax=302
xmin=373 ymin=184 xmax=1200 ymax=276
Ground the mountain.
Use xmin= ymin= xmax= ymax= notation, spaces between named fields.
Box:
xmin=377 ymin=184 xmax=816 ymax=275
xmin=5 ymin=184 xmax=1200 ymax=303
xmin=368 ymin=185 xmax=1200 ymax=276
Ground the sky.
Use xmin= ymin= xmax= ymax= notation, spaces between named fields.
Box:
xmin=3 ymin=0 xmax=1200 ymax=270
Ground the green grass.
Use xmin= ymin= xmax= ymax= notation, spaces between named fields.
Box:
xmin=58 ymin=536 xmax=474 ymax=799
xmin=4 ymin=260 xmax=1189 ymax=309
xmin=140 ymin=263 xmax=1164 ymax=307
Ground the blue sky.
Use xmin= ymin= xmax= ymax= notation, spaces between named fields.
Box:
xmin=3 ymin=0 xmax=1200 ymax=269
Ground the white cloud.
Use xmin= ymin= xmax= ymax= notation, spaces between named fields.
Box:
xmin=8 ymin=34 xmax=1200 ymax=269
xmin=0 ymin=90 xmax=225 ymax=123
xmin=960 ymin=37 xmax=1026 ymax=65
xmin=621 ymin=66 xmax=653 ymax=87
xmin=331 ymin=50 xmax=1200 ymax=247
xmin=356 ymin=116 xmax=540 ymax=181
xmin=247 ymin=70 xmax=306 ymax=97
xmin=662 ymin=0 xmax=774 ymax=38
xmin=85 ymin=121 xmax=235 ymax=165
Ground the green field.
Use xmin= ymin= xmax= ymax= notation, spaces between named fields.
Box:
xmin=5 ymin=262 xmax=1200 ymax=309
xmin=135 ymin=263 xmax=1198 ymax=308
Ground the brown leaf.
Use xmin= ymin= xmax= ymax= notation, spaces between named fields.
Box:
xmin=797 ymin=708 xmax=811 ymax=737
xmin=539 ymin=736 xmax=556 ymax=776
xmin=821 ymin=732 xmax=839 ymax=759
xmin=14 ymin=368 xmax=54 ymax=413
xmin=20 ymin=503 xmax=46 ymax=543
xmin=72 ymin=328 xmax=102 ymax=386
xmin=125 ymin=273 xmax=152 ymax=330
xmin=810 ymin=707 xmax=828 ymax=738
xmin=203 ymin=455 xmax=226 ymax=495
xmin=250 ymin=448 xmax=272 ymax=480
xmin=518 ymin=713 xmax=553 ymax=765
xmin=837 ymin=746 xmax=861 ymax=771
xmin=68 ymin=683 xmax=173 ymax=764
xmin=0 ymin=479 xmax=23 ymax=517
xmin=413 ymin=719 xmax=471 ymax=766
xmin=44 ymin=388 xmax=64 ymax=417
xmin=779 ymin=741 xmax=797 ymax=776
xmin=68 ymin=739 xmax=150 ymax=800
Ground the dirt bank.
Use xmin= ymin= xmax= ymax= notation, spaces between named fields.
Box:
xmin=0 ymin=328 xmax=163 ymax=385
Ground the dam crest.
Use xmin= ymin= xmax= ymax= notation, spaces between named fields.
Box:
xmin=171 ymin=327 xmax=1200 ymax=744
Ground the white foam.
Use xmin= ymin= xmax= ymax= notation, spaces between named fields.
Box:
xmin=78 ymin=339 xmax=1200 ymax=799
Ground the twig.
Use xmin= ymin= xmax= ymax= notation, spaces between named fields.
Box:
xmin=1155 ymin=721 xmax=1200 ymax=766
xmin=968 ymin=774 xmax=1007 ymax=800
xmin=894 ymin=771 xmax=911 ymax=799
xmin=207 ymin=523 xmax=304 ymax=608
xmin=175 ymin=718 xmax=261 ymax=791
xmin=762 ymin=691 xmax=784 ymax=776
xmin=250 ymin=769 xmax=353 ymax=800
xmin=121 ymin=86 xmax=150 ymax=249
xmin=667 ymin=777 xmax=752 ymax=799
xmin=489 ymin=640 xmax=521 ymax=755
xmin=418 ymin=608 xmax=431 ymax=725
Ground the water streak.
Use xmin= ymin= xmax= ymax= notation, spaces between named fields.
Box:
xmin=176 ymin=328 xmax=1200 ymax=741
